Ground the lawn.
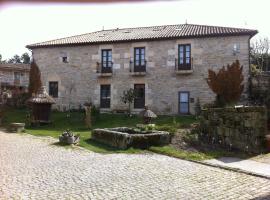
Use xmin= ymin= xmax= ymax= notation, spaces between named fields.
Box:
xmin=2 ymin=107 xmax=239 ymax=161
xmin=2 ymin=108 xmax=195 ymax=153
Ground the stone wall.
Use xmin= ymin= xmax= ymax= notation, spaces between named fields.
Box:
xmin=250 ymin=72 xmax=270 ymax=99
xmin=0 ymin=69 xmax=29 ymax=88
xmin=200 ymin=106 xmax=268 ymax=153
xmin=32 ymin=35 xmax=250 ymax=115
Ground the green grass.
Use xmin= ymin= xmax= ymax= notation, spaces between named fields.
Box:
xmin=149 ymin=145 xmax=245 ymax=161
xmin=3 ymin=108 xmax=245 ymax=161
xmin=2 ymin=108 xmax=196 ymax=154
xmin=149 ymin=146 xmax=210 ymax=161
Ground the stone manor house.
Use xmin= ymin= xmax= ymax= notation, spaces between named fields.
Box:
xmin=27 ymin=24 xmax=257 ymax=115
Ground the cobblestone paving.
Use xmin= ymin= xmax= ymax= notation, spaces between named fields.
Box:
xmin=1 ymin=132 xmax=270 ymax=200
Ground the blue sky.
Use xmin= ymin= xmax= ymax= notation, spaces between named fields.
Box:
xmin=0 ymin=0 xmax=269 ymax=59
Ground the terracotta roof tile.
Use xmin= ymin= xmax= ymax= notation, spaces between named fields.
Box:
xmin=26 ymin=24 xmax=258 ymax=48
xmin=0 ymin=63 xmax=30 ymax=71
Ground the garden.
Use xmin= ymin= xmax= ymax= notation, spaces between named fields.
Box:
xmin=2 ymin=106 xmax=244 ymax=160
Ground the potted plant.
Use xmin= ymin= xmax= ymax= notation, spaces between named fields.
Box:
xmin=59 ymin=129 xmax=80 ymax=145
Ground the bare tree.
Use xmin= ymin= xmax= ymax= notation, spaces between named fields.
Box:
xmin=250 ymin=37 xmax=270 ymax=71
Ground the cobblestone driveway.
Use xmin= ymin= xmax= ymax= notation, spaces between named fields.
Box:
xmin=0 ymin=132 xmax=270 ymax=200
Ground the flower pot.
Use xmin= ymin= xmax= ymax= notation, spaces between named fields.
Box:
xmin=266 ymin=135 xmax=270 ymax=152
xmin=67 ymin=136 xmax=75 ymax=144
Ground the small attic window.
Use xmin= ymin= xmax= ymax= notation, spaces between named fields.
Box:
xmin=60 ymin=52 xmax=68 ymax=63
xmin=233 ymin=43 xmax=240 ymax=55
xmin=62 ymin=57 xmax=68 ymax=63
xmin=175 ymin=28 xmax=182 ymax=31
xmin=123 ymin=30 xmax=131 ymax=33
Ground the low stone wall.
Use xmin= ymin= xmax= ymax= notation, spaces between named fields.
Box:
xmin=200 ymin=106 xmax=268 ymax=153
xmin=250 ymin=72 xmax=270 ymax=128
xmin=250 ymin=72 xmax=270 ymax=93
xmin=92 ymin=127 xmax=170 ymax=149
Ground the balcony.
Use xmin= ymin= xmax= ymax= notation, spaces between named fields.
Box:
xmin=175 ymin=58 xmax=194 ymax=75
xmin=129 ymin=60 xmax=147 ymax=76
xmin=96 ymin=62 xmax=113 ymax=77
xmin=14 ymin=79 xmax=21 ymax=86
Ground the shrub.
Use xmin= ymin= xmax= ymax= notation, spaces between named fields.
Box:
xmin=207 ymin=60 xmax=244 ymax=107
xmin=91 ymin=105 xmax=100 ymax=120
xmin=156 ymin=125 xmax=177 ymax=134
xmin=120 ymin=88 xmax=137 ymax=117
xmin=194 ymin=98 xmax=202 ymax=117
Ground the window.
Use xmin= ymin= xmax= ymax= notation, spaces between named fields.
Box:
xmin=100 ymin=85 xmax=111 ymax=108
xmin=178 ymin=44 xmax=191 ymax=70
xmin=179 ymin=92 xmax=189 ymax=114
xmin=134 ymin=47 xmax=146 ymax=72
xmin=14 ymin=72 xmax=20 ymax=82
xmin=61 ymin=52 xmax=68 ymax=63
xmin=62 ymin=57 xmax=68 ymax=63
xmin=49 ymin=81 xmax=58 ymax=98
xmin=134 ymin=47 xmax=146 ymax=67
xmin=233 ymin=43 xmax=240 ymax=55
xmin=134 ymin=84 xmax=145 ymax=109
xmin=101 ymin=49 xmax=112 ymax=73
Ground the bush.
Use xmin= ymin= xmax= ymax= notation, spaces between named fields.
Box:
xmin=156 ymin=125 xmax=177 ymax=134
xmin=194 ymin=98 xmax=202 ymax=117
xmin=7 ymin=92 xmax=29 ymax=108
xmin=207 ymin=60 xmax=244 ymax=107
xmin=91 ymin=105 xmax=100 ymax=120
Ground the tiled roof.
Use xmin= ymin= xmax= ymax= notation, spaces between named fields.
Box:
xmin=0 ymin=63 xmax=30 ymax=71
xmin=27 ymin=24 xmax=258 ymax=48
xmin=28 ymin=87 xmax=55 ymax=104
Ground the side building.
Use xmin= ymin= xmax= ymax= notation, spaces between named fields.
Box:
xmin=27 ymin=24 xmax=257 ymax=115
xmin=0 ymin=63 xmax=30 ymax=92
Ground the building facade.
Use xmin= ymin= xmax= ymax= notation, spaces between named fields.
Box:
xmin=27 ymin=24 xmax=257 ymax=115
xmin=0 ymin=63 xmax=30 ymax=91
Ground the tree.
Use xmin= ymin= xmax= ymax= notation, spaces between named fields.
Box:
xmin=0 ymin=54 xmax=6 ymax=63
xmin=250 ymin=37 xmax=270 ymax=71
xmin=7 ymin=54 xmax=22 ymax=64
xmin=120 ymin=88 xmax=137 ymax=117
xmin=207 ymin=60 xmax=244 ymax=107
xmin=28 ymin=60 xmax=42 ymax=96
xmin=21 ymin=52 xmax=31 ymax=64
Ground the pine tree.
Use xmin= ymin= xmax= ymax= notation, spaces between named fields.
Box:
xmin=28 ymin=60 xmax=42 ymax=96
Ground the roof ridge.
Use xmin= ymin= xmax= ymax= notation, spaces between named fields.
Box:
xmin=26 ymin=23 xmax=258 ymax=48
xmin=185 ymin=23 xmax=253 ymax=31
xmin=101 ymin=23 xmax=254 ymax=31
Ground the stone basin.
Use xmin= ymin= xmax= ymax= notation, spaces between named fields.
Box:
xmin=92 ymin=127 xmax=171 ymax=149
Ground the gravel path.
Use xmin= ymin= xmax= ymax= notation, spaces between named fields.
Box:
xmin=0 ymin=132 xmax=270 ymax=200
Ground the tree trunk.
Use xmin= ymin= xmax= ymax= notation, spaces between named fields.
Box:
xmin=128 ymin=103 xmax=131 ymax=117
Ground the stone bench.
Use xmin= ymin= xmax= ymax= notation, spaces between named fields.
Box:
xmin=9 ymin=123 xmax=25 ymax=133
